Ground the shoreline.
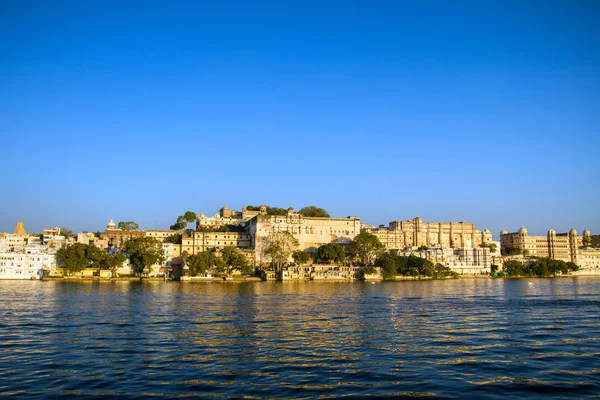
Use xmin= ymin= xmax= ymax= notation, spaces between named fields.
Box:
xmin=2 ymin=274 xmax=598 ymax=282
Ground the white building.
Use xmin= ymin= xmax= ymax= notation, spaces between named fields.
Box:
xmin=401 ymin=244 xmax=501 ymax=275
xmin=0 ymin=246 xmax=58 ymax=279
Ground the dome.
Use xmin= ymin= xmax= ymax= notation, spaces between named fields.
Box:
xmin=518 ymin=226 xmax=528 ymax=235
xmin=584 ymin=229 xmax=591 ymax=236
xmin=107 ymin=219 xmax=116 ymax=229
xmin=548 ymin=229 xmax=556 ymax=235
xmin=569 ymin=228 xmax=578 ymax=236
xmin=500 ymin=229 xmax=508 ymax=235
xmin=288 ymin=204 xmax=295 ymax=212
xmin=484 ymin=229 xmax=491 ymax=234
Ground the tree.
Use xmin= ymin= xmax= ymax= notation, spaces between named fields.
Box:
xmin=124 ymin=237 xmax=165 ymax=275
xmin=118 ymin=221 xmax=139 ymax=231
xmin=57 ymin=243 xmax=93 ymax=273
xmin=186 ymin=252 xmax=218 ymax=276
xmin=503 ymin=259 xmax=526 ymax=276
xmin=376 ymin=250 xmax=400 ymax=280
xmin=431 ymin=263 xmax=457 ymax=279
xmin=219 ymin=246 xmax=253 ymax=275
xmin=502 ymin=246 xmax=521 ymax=256
xmin=479 ymin=242 xmax=498 ymax=253
xmin=165 ymin=234 xmax=182 ymax=244
xmin=315 ymin=243 xmax=345 ymax=264
xmin=298 ymin=206 xmax=330 ymax=218
xmin=263 ymin=231 xmax=299 ymax=272
xmin=60 ymin=227 xmax=74 ymax=238
xmin=566 ymin=261 xmax=580 ymax=272
xmin=183 ymin=211 xmax=197 ymax=224
xmin=417 ymin=245 xmax=430 ymax=251
xmin=350 ymin=232 xmax=385 ymax=266
xmin=170 ymin=211 xmax=197 ymax=231
xmin=292 ymin=251 xmax=311 ymax=265
xmin=95 ymin=252 xmax=127 ymax=276
xmin=57 ymin=243 xmax=114 ymax=274
xmin=170 ymin=216 xmax=186 ymax=230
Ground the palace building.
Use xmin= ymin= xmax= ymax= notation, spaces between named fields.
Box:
xmin=500 ymin=227 xmax=600 ymax=268
xmin=247 ymin=205 xmax=362 ymax=263
xmin=364 ymin=216 xmax=493 ymax=250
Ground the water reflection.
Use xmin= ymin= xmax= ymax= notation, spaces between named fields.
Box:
xmin=0 ymin=279 xmax=599 ymax=398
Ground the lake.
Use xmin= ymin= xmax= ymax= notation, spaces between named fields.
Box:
xmin=0 ymin=278 xmax=599 ymax=398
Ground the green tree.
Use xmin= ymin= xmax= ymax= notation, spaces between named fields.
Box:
xmin=95 ymin=252 xmax=127 ymax=276
xmin=292 ymin=250 xmax=311 ymax=265
xmin=219 ymin=246 xmax=253 ymax=275
xmin=60 ymin=227 xmax=74 ymax=238
xmin=566 ymin=261 xmax=580 ymax=272
xmin=503 ymin=259 xmax=526 ymax=276
xmin=124 ymin=237 xmax=165 ymax=275
xmin=183 ymin=211 xmax=197 ymax=224
xmin=117 ymin=221 xmax=139 ymax=231
xmin=431 ymin=263 xmax=457 ymax=279
xmin=315 ymin=243 xmax=346 ymax=264
xmin=417 ymin=245 xmax=430 ymax=251
xmin=502 ymin=246 xmax=521 ymax=256
xmin=298 ymin=206 xmax=330 ymax=218
xmin=57 ymin=243 xmax=92 ymax=273
xmin=263 ymin=231 xmax=299 ymax=272
xmin=185 ymin=252 xmax=218 ymax=276
xmin=165 ymin=234 xmax=183 ymax=244
xmin=170 ymin=215 xmax=186 ymax=230
xmin=57 ymin=243 xmax=111 ymax=274
xmin=350 ymin=232 xmax=385 ymax=266
xmin=376 ymin=250 xmax=400 ymax=280
xmin=479 ymin=242 xmax=498 ymax=253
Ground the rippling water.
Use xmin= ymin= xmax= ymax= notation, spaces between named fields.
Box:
xmin=1 ymin=278 xmax=599 ymax=398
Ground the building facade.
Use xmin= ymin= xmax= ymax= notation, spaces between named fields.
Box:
xmin=500 ymin=227 xmax=600 ymax=269
xmin=365 ymin=217 xmax=493 ymax=250
xmin=247 ymin=205 xmax=362 ymax=263
xmin=400 ymin=246 xmax=500 ymax=274
xmin=182 ymin=231 xmax=252 ymax=255
xmin=196 ymin=205 xmax=262 ymax=228
xmin=0 ymin=246 xmax=58 ymax=279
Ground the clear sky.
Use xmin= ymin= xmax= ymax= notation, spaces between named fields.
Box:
xmin=1 ymin=0 xmax=598 ymax=238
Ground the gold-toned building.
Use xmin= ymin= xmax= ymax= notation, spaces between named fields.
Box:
xmin=182 ymin=231 xmax=252 ymax=255
xmin=500 ymin=227 xmax=600 ymax=268
xmin=365 ymin=216 xmax=493 ymax=249
xmin=196 ymin=205 xmax=261 ymax=228
xmin=247 ymin=205 xmax=362 ymax=261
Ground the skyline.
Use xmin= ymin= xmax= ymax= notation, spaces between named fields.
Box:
xmin=1 ymin=1 xmax=599 ymax=236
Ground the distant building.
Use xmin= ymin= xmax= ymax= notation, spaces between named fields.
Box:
xmin=500 ymin=227 xmax=600 ymax=269
xmin=77 ymin=232 xmax=96 ymax=245
xmin=196 ymin=205 xmax=261 ymax=228
xmin=400 ymin=246 xmax=501 ymax=275
xmin=182 ymin=231 xmax=252 ymax=254
xmin=0 ymin=245 xmax=58 ymax=279
xmin=247 ymin=205 xmax=362 ymax=263
xmin=13 ymin=220 xmax=26 ymax=235
xmin=43 ymin=227 xmax=66 ymax=248
xmin=364 ymin=217 xmax=493 ymax=250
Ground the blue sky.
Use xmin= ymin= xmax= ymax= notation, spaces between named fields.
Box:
xmin=1 ymin=1 xmax=598 ymax=237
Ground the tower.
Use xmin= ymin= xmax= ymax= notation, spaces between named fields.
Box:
xmin=13 ymin=220 xmax=26 ymax=235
